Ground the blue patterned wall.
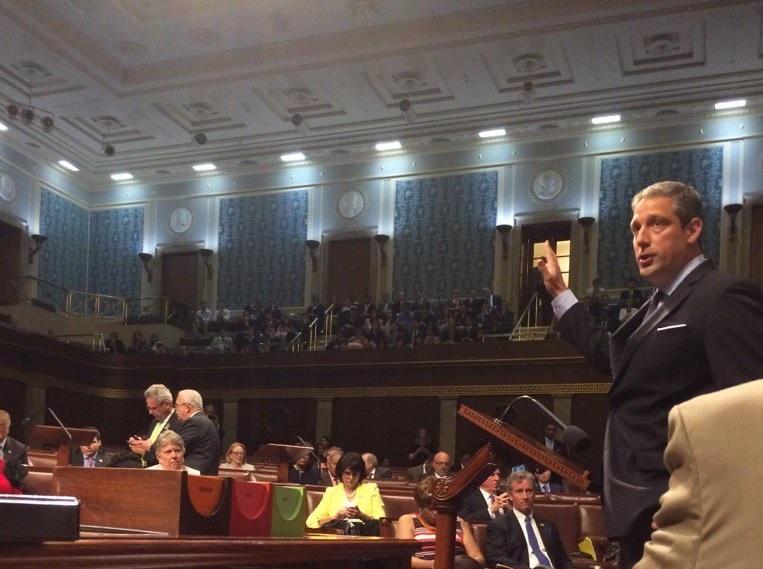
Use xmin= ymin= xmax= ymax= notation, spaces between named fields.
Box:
xmin=38 ymin=188 xmax=89 ymax=307
xmin=89 ymin=207 xmax=144 ymax=299
xmin=598 ymin=146 xmax=723 ymax=288
xmin=218 ymin=191 xmax=308 ymax=308
xmin=393 ymin=171 xmax=498 ymax=297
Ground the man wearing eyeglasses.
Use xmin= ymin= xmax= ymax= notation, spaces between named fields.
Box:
xmin=174 ymin=389 xmax=220 ymax=475
xmin=128 ymin=384 xmax=182 ymax=467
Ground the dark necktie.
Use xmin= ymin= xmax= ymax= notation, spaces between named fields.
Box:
xmin=525 ymin=514 xmax=552 ymax=568
xmin=645 ymin=289 xmax=664 ymax=319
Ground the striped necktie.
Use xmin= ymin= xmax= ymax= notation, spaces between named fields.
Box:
xmin=525 ymin=514 xmax=552 ymax=568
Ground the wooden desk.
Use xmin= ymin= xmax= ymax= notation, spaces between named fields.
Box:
xmin=0 ymin=533 xmax=419 ymax=569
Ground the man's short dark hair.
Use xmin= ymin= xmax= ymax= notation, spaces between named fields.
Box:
xmin=631 ymin=181 xmax=703 ymax=226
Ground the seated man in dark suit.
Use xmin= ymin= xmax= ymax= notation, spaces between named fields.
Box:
xmin=174 ymin=389 xmax=221 ymax=475
xmin=0 ymin=409 xmax=27 ymax=490
xmin=289 ymin=448 xmax=322 ymax=485
xmin=362 ymin=452 xmax=390 ymax=480
xmin=533 ymin=465 xmax=563 ymax=494
xmin=487 ymin=470 xmax=573 ymax=569
xmin=458 ymin=466 xmax=510 ymax=523
xmin=71 ymin=428 xmax=110 ymax=467
xmin=320 ymin=446 xmax=343 ymax=486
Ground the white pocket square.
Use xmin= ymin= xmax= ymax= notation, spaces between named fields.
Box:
xmin=657 ymin=323 xmax=687 ymax=331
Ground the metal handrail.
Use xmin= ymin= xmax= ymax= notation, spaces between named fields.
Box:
xmin=53 ymin=333 xmax=106 ymax=352
xmin=0 ymin=275 xmax=170 ymax=324
xmin=510 ymin=292 xmax=549 ymax=340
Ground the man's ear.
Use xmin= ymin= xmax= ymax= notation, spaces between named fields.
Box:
xmin=684 ymin=217 xmax=702 ymax=245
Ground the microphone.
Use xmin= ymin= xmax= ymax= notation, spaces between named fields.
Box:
xmin=496 ymin=395 xmax=590 ymax=452
xmin=47 ymin=407 xmax=73 ymax=444
xmin=295 ymin=436 xmax=320 ymax=462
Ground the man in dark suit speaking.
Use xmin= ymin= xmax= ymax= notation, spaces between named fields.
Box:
xmin=487 ymin=470 xmax=572 ymax=569
xmin=174 ymin=389 xmax=221 ymax=475
xmin=537 ymin=181 xmax=763 ymax=568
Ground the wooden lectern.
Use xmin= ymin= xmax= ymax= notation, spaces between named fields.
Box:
xmin=253 ymin=443 xmax=315 ymax=482
xmin=29 ymin=424 xmax=100 ymax=466
xmin=430 ymin=404 xmax=591 ymax=569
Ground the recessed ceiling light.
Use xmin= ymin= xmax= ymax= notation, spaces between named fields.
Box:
xmin=375 ymin=140 xmax=402 ymax=151
xmin=58 ymin=160 xmax=79 ymax=172
xmin=280 ymin=152 xmax=306 ymax=162
xmin=0 ymin=121 xmax=7 ymax=132
xmin=192 ymin=162 xmax=216 ymax=172
xmin=591 ymin=114 xmax=621 ymax=125
xmin=478 ymin=128 xmax=506 ymax=139
xmin=110 ymin=172 xmax=134 ymax=181
xmin=714 ymin=99 xmax=746 ymax=110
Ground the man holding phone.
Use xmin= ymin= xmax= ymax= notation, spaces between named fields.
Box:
xmin=458 ymin=467 xmax=510 ymax=522
xmin=128 ymin=384 xmax=181 ymax=467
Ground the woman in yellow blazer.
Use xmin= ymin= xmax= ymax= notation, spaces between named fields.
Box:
xmin=306 ymin=451 xmax=386 ymax=532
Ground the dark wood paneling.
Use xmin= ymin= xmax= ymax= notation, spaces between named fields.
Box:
xmin=332 ymin=397 xmax=439 ymax=465
xmin=237 ymin=398 xmax=316 ymax=452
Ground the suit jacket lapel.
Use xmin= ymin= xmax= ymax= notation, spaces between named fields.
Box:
xmin=611 ymin=260 xmax=712 ymax=389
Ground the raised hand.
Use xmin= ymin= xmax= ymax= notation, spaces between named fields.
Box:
xmin=536 ymin=240 xmax=568 ymax=298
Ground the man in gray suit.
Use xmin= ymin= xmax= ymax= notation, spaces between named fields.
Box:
xmin=538 ymin=181 xmax=763 ymax=568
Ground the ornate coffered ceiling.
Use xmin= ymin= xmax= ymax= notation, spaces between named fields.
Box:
xmin=0 ymin=0 xmax=760 ymax=188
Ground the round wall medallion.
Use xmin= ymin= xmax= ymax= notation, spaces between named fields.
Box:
xmin=531 ymin=168 xmax=564 ymax=201
xmin=169 ymin=206 xmax=193 ymax=234
xmin=0 ymin=172 xmax=17 ymax=203
xmin=337 ymin=189 xmax=365 ymax=219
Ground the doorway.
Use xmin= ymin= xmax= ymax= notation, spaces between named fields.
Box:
xmin=161 ymin=252 xmax=200 ymax=329
xmin=518 ymin=221 xmax=571 ymax=324
xmin=326 ymin=238 xmax=372 ymax=304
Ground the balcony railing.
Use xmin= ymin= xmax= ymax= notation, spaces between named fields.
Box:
xmin=0 ymin=275 xmax=169 ymax=324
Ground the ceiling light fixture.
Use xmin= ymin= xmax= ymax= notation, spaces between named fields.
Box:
xmin=399 ymin=99 xmax=416 ymax=123
xmin=5 ymin=102 xmax=55 ymax=132
xmin=291 ymin=113 xmax=309 ymax=135
xmin=714 ymin=99 xmax=746 ymax=110
xmin=591 ymin=114 xmax=621 ymax=125
xmin=478 ymin=128 xmax=507 ymax=139
xmin=281 ymin=151 xmax=306 ymax=162
xmin=110 ymin=172 xmax=134 ymax=181
xmin=58 ymin=160 xmax=79 ymax=172
xmin=0 ymin=121 xmax=7 ymax=132
xmin=375 ymin=140 xmax=402 ymax=151
xmin=192 ymin=162 xmax=216 ymax=172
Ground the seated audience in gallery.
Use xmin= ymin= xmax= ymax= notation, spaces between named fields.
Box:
xmin=396 ymin=475 xmax=486 ymax=569
xmin=118 ymin=289 xmax=517 ymax=356
xmin=146 ymin=430 xmax=200 ymax=475
xmin=306 ymin=451 xmax=386 ymax=535
xmin=105 ymin=331 xmax=125 ymax=353
xmin=211 ymin=300 xmax=231 ymax=331
xmin=127 ymin=330 xmax=151 ymax=354
xmin=194 ymin=300 xmax=214 ymax=333
xmin=219 ymin=441 xmax=255 ymax=473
